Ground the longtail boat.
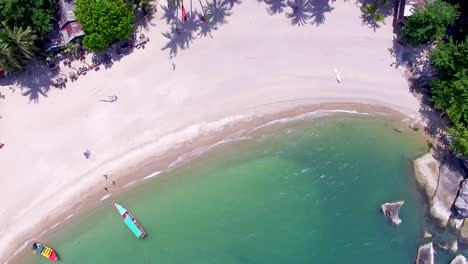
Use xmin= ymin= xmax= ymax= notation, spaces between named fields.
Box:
xmin=112 ymin=201 xmax=146 ymax=239
xmin=31 ymin=242 xmax=58 ymax=261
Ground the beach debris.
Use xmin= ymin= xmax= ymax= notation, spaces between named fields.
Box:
xmin=416 ymin=242 xmax=435 ymax=264
xmin=394 ymin=128 xmax=404 ymax=133
xmin=83 ymin=149 xmax=91 ymax=159
xmin=450 ymin=255 xmax=467 ymax=264
xmin=100 ymin=95 xmax=118 ymax=103
xmin=381 ymin=201 xmax=404 ymax=225
xmin=334 ymin=68 xmax=341 ymax=83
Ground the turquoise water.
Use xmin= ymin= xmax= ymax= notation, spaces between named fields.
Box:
xmin=20 ymin=114 xmax=450 ymax=264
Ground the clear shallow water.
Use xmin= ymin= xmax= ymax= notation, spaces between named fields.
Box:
xmin=20 ymin=114 xmax=450 ymax=264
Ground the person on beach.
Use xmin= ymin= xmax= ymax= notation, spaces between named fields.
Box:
xmin=169 ymin=56 xmax=176 ymax=70
xmin=112 ymin=181 xmax=115 ymax=186
xmin=104 ymin=187 xmax=108 ymax=192
xmin=104 ymin=175 xmax=108 ymax=179
xmin=0 ymin=143 xmax=4 ymax=149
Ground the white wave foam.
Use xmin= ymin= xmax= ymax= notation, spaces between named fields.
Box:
xmin=252 ymin=109 xmax=370 ymax=131
xmin=65 ymin=214 xmax=74 ymax=221
xmin=100 ymin=194 xmax=112 ymax=201
xmin=143 ymin=170 xmax=163 ymax=180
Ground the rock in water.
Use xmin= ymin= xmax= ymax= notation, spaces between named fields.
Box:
xmin=416 ymin=243 xmax=435 ymax=264
xmin=450 ymin=255 xmax=467 ymax=264
xmin=455 ymin=179 xmax=468 ymax=218
xmin=381 ymin=201 xmax=404 ymax=225
xmin=450 ymin=240 xmax=459 ymax=253
xmin=414 ymin=153 xmax=463 ymax=227
xmin=423 ymin=231 xmax=433 ymax=239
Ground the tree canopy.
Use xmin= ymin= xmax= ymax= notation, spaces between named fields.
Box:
xmin=0 ymin=0 xmax=57 ymax=39
xmin=403 ymin=0 xmax=459 ymax=45
xmin=430 ymin=38 xmax=468 ymax=154
xmin=75 ymin=0 xmax=135 ymax=52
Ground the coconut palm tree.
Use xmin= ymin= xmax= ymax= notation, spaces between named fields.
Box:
xmin=363 ymin=3 xmax=378 ymax=17
xmin=0 ymin=41 xmax=23 ymax=72
xmin=0 ymin=23 xmax=37 ymax=72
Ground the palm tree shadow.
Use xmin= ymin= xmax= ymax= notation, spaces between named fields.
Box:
xmin=358 ymin=0 xmax=393 ymax=31
xmin=17 ymin=73 xmax=52 ymax=104
xmin=161 ymin=14 xmax=201 ymax=55
xmin=263 ymin=0 xmax=288 ymax=15
xmin=161 ymin=4 xmax=178 ymax=24
xmin=222 ymin=0 xmax=242 ymax=8
xmin=286 ymin=0 xmax=312 ymax=26
xmin=308 ymin=0 xmax=334 ymax=26
xmin=205 ymin=0 xmax=234 ymax=26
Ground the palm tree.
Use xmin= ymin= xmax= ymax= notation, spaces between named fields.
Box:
xmin=363 ymin=3 xmax=378 ymax=17
xmin=0 ymin=42 xmax=22 ymax=72
xmin=374 ymin=11 xmax=385 ymax=22
xmin=0 ymin=23 xmax=37 ymax=72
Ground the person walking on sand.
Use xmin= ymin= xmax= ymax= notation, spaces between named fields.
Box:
xmin=104 ymin=174 xmax=108 ymax=179
xmin=169 ymin=55 xmax=176 ymax=70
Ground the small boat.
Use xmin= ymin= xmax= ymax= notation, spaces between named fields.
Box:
xmin=112 ymin=201 xmax=146 ymax=239
xmin=31 ymin=242 xmax=58 ymax=261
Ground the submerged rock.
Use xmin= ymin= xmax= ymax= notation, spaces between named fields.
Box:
xmin=450 ymin=240 xmax=459 ymax=253
xmin=410 ymin=120 xmax=423 ymax=131
xmin=423 ymin=231 xmax=433 ymax=239
xmin=414 ymin=153 xmax=463 ymax=228
xmin=450 ymin=255 xmax=467 ymax=264
xmin=416 ymin=242 xmax=435 ymax=264
xmin=454 ymin=179 xmax=468 ymax=218
xmin=381 ymin=201 xmax=404 ymax=225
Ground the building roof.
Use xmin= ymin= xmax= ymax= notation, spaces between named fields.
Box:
xmin=61 ymin=22 xmax=85 ymax=45
xmin=58 ymin=0 xmax=78 ymax=29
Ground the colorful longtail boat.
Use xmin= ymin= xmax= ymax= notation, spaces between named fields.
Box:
xmin=31 ymin=242 xmax=58 ymax=261
xmin=112 ymin=201 xmax=146 ymax=239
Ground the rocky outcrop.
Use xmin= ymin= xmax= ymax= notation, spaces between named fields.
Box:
xmin=414 ymin=153 xmax=464 ymax=228
xmin=381 ymin=201 xmax=404 ymax=225
xmin=416 ymin=242 xmax=435 ymax=264
xmin=455 ymin=179 xmax=468 ymax=217
xmin=450 ymin=255 xmax=467 ymax=264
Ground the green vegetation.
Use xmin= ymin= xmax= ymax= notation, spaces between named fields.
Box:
xmin=403 ymin=0 xmax=459 ymax=44
xmin=0 ymin=0 xmax=57 ymax=38
xmin=430 ymin=37 xmax=468 ymax=154
xmin=75 ymin=0 xmax=135 ymax=52
xmin=0 ymin=22 xmax=37 ymax=72
xmin=361 ymin=0 xmax=389 ymax=24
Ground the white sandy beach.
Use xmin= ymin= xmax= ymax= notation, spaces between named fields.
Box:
xmin=0 ymin=0 xmax=422 ymax=261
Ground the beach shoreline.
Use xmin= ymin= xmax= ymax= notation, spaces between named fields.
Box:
xmin=5 ymin=102 xmax=425 ymax=264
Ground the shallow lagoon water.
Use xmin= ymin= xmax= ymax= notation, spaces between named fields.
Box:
xmin=21 ymin=114 xmax=454 ymax=264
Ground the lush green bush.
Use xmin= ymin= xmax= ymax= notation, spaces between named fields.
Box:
xmin=403 ymin=0 xmax=459 ymax=44
xmin=430 ymin=38 xmax=468 ymax=154
xmin=76 ymin=0 xmax=135 ymax=52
